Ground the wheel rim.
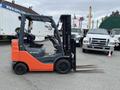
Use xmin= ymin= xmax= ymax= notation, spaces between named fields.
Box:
xmin=16 ymin=66 xmax=25 ymax=74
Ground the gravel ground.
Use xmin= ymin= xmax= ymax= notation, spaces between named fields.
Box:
xmin=0 ymin=41 xmax=120 ymax=90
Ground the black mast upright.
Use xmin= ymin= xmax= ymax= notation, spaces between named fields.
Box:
xmin=60 ymin=15 xmax=71 ymax=56
xmin=60 ymin=15 xmax=76 ymax=71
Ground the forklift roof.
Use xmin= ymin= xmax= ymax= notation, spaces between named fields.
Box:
xmin=23 ymin=14 xmax=53 ymax=22
xmin=0 ymin=0 xmax=39 ymax=15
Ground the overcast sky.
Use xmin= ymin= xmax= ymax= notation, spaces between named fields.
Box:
xmin=6 ymin=0 xmax=120 ymax=27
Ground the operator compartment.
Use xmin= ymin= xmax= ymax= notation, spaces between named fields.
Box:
xmin=19 ymin=15 xmax=63 ymax=63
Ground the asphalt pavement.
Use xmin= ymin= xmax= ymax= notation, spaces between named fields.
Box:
xmin=0 ymin=41 xmax=120 ymax=90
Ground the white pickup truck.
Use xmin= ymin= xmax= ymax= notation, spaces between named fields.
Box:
xmin=82 ymin=29 xmax=117 ymax=54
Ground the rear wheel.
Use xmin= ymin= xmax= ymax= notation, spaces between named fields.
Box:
xmin=13 ymin=63 xmax=28 ymax=75
xmin=55 ymin=59 xmax=71 ymax=74
xmin=76 ymin=43 xmax=80 ymax=47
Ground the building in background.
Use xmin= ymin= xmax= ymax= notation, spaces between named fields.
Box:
xmin=87 ymin=6 xmax=93 ymax=30
xmin=72 ymin=14 xmax=84 ymax=29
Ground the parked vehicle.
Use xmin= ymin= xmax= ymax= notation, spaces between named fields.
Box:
xmin=111 ymin=28 xmax=120 ymax=49
xmin=71 ymin=28 xmax=83 ymax=46
xmin=82 ymin=28 xmax=117 ymax=54
xmin=0 ymin=6 xmax=19 ymax=40
xmin=0 ymin=0 xmax=53 ymax=41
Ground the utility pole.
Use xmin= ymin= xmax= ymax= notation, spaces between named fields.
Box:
xmin=87 ymin=6 xmax=92 ymax=30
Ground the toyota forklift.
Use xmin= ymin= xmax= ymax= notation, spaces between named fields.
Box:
xmin=11 ymin=14 xmax=77 ymax=75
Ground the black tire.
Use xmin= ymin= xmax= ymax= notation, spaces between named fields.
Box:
xmin=118 ymin=47 xmax=120 ymax=51
xmin=55 ymin=59 xmax=71 ymax=74
xmin=106 ymin=51 xmax=113 ymax=55
xmin=13 ymin=63 xmax=28 ymax=75
xmin=79 ymin=39 xmax=83 ymax=47
xmin=111 ymin=51 xmax=113 ymax=55
xmin=82 ymin=49 xmax=87 ymax=53
xmin=76 ymin=43 xmax=80 ymax=47
xmin=78 ymin=40 xmax=82 ymax=47
xmin=115 ymin=45 xmax=120 ymax=51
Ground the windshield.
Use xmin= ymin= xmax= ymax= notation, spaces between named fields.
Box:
xmin=24 ymin=20 xmax=54 ymax=41
xmin=88 ymin=29 xmax=108 ymax=35
xmin=112 ymin=29 xmax=120 ymax=35
xmin=72 ymin=28 xmax=81 ymax=33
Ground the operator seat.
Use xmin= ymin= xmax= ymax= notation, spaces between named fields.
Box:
xmin=25 ymin=46 xmax=46 ymax=57
xmin=25 ymin=33 xmax=43 ymax=48
xmin=25 ymin=33 xmax=46 ymax=57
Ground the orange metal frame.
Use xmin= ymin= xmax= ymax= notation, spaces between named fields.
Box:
xmin=11 ymin=39 xmax=54 ymax=71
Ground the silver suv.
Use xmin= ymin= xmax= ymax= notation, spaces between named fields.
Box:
xmin=71 ymin=28 xmax=83 ymax=46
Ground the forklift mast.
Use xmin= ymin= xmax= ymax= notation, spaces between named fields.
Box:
xmin=60 ymin=15 xmax=71 ymax=56
xmin=60 ymin=15 xmax=76 ymax=71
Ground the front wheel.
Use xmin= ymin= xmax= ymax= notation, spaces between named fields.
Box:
xmin=55 ymin=59 xmax=71 ymax=74
xmin=106 ymin=51 xmax=113 ymax=55
xmin=13 ymin=63 xmax=28 ymax=75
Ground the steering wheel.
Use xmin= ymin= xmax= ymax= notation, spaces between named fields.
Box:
xmin=46 ymin=35 xmax=59 ymax=49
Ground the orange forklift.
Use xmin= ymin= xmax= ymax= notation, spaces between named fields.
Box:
xmin=11 ymin=14 xmax=76 ymax=75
